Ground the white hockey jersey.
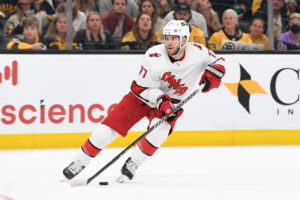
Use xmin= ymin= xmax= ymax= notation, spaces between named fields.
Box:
xmin=130 ymin=42 xmax=225 ymax=108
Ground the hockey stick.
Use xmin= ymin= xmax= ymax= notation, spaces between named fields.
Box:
xmin=70 ymin=83 xmax=206 ymax=187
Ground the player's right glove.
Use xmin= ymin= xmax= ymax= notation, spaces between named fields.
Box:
xmin=157 ymin=94 xmax=174 ymax=116
xmin=199 ymin=64 xmax=225 ymax=93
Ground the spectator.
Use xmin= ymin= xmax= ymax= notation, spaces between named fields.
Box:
xmin=210 ymin=0 xmax=235 ymax=18
xmin=163 ymin=0 xmax=208 ymax=37
xmin=46 ymin=0 xmax=61 ymax=9
xmin=161 ymin=2 xmax=206 ymax=45
xmin=74 ymin=11 xmax=112 ymax=49
xmin=252 ymin=0 xmax=265 ymax=15
xmin=77 ymin=0 xmax=99 ymax=15
xmin=286 ymin=0 xmax=297 ymax=16
xmin=44 ymin=14 xmax=79 ymax=50
xmin=210 ymin=0 xmax=253 ymax=32
xmin=232 ymin=0 xmax=253 ymax=21
xmin=101 ymin=0 xmax=134 ymax=46
xmin=34 ymin=0 xmax=56 ymax=14
xmin=6 ymin=16 xmax=46 ymax=50
xmin=0 ymin=0 xmax=18 ymax=18
xmin=192 ymin=0 xmax=222 ymax=37
xmin=247 ymin=16 xmax=268 ymax=50
xmin=252 ymin=0 xmax=289 ymax=38
xmin=120 ymin=13 xmax=160 ymax=50
xmin=207 ymin=9 xmax=251 ymax=50
xmin=56 ymin=0 xmax=86 ymax=32
xmin=98 ymin=0 xmax=138 ymax=18
xmin=0 ymin=11 xmax=10 ymax=49
xmin=296 ymin=0 xmax=300 ymax=12
xmin=151 ymin=0 xmax=174 ymax=18
xmin=4 ymin=0 xmax=52 ymax=36
xmin=273 ymin=0 xmax=289 ymax=38
xmin=0 ymin=9 xmax=5 ymax=31
xmin=139 ymin=0 xmax=164 ymax=33
xmin=276 ymin=12 xmax=300 ymax=50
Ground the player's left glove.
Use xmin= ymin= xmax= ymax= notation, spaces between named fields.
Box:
xmin=157 ymin=94 xmax=174 ymax=116
xmin=199 ymin=64 xmax=225 ymax=93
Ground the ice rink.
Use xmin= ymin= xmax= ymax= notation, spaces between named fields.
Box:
xmin=1 ymin=146 xmax=300 ymax=200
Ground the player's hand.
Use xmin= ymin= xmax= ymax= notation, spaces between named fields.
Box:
xmin=199 ymin=64 xmax=225 ymax=93
xmin=166 ymin=108 xmax=183 ymax=122
xmin=157 ymin=94 xmax=174 ymax=116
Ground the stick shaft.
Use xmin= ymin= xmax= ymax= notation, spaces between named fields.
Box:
xmin=86 ymin=84 xmax=205 ymax=184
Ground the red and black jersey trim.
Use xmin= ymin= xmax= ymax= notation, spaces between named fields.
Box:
xmin=130 ymin=81 xmax=149 ymax=102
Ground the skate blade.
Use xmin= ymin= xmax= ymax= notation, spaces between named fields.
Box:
xmin=116 ymin=175 xmax=129 ymax=183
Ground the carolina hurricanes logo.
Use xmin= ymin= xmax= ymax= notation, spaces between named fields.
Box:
xmin=161 ymin=72 xmax=188 ymax=96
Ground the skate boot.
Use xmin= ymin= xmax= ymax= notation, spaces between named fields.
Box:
xmin=63 ymin=162 xmax=85 ymax=180
xmin=116 ymin=157 xmax=138 ymax=183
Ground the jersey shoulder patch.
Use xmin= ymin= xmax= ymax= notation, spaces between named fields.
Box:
xmin=148 ymin=52 xmax=161 ymax=58
xmin=188 ymin=42 xmax=205 ymax=51
xmin=143 ymin=44 xmax=168 ymax=72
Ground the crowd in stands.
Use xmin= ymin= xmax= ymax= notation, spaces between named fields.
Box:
xmin=0 ymin=0 xmax=300 ymax=51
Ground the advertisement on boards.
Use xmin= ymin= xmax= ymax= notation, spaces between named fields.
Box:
xmin=0 ymin=54 xmax=299 ymax=134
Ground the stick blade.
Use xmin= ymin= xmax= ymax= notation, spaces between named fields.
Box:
xmin=70 ymin=179 xmax=88 ymax=187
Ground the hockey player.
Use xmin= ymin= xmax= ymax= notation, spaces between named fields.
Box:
xmin=63 ymin=20 xmax=226 ymax=183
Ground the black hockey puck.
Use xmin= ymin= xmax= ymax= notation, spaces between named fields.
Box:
xmin=99 ymin=181 xmax=109 ymax=186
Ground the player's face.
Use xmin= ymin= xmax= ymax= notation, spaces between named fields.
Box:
xmin=165 ymin=35 xmax=181 ymax=56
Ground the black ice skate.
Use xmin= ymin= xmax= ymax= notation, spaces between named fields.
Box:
xmin=116 ymin=158 xmax=138 ymax=183
xmin=63 ymin=162 xmax=85 ymax=180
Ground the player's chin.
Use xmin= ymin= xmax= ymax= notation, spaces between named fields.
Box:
xmin=167 ymin=49 xmax=175 ymax=56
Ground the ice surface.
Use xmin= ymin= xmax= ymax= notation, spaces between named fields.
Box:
xmin=1 ymin=146 xmax=300 ymax=200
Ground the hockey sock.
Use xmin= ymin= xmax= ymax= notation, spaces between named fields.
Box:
xmin=130 ymin=138 xmax=158 ymax=166
xmin=131 ymin=121 xmax=171 ymax=166
xmin=73 ymin=124 xmax=119 ymax=164
xmin=139 ymin=138 xmax=158 ymax=156
xmin=82 ymin=139 xmax=102 ymax=157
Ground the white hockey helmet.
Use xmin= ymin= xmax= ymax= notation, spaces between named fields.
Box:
xmin=162 ymin=20 xmax=190 ymax=46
